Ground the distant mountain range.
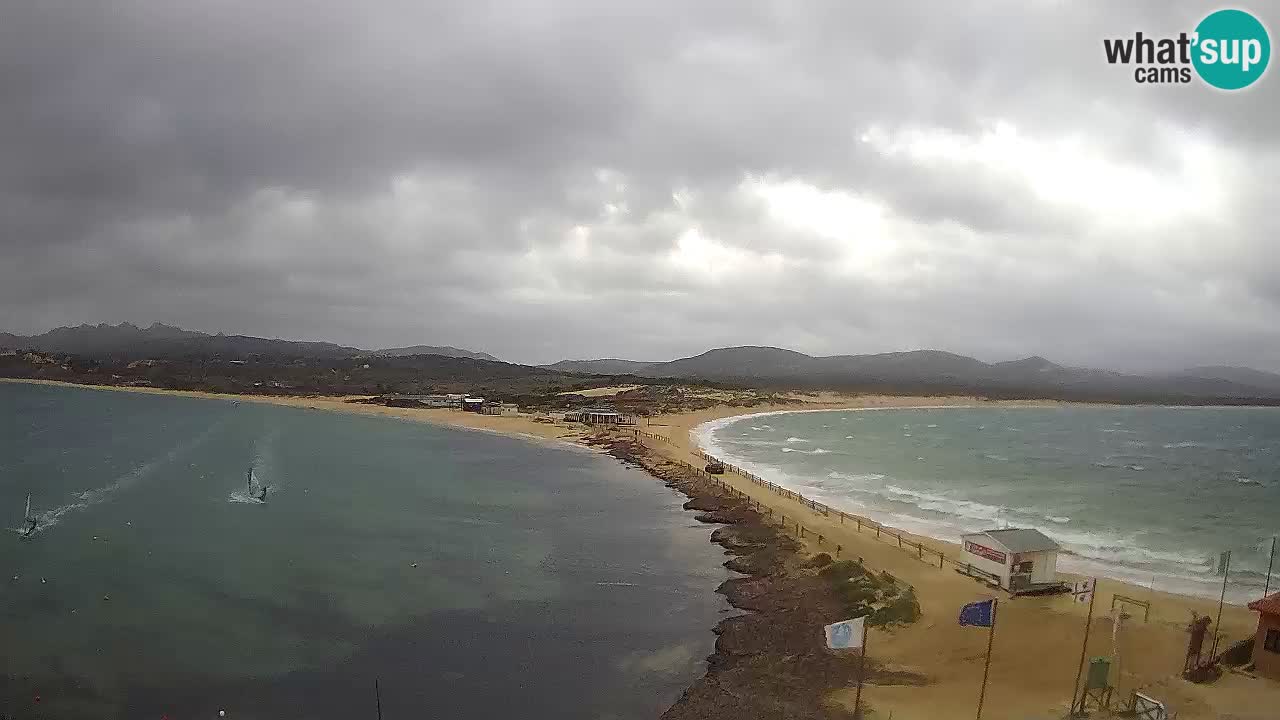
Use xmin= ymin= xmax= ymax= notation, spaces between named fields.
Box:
xmin=0 ymin=323 xmax=497 ymax=362
xmin=544 ymin=346 xmax=1280 ymax=400
xmin=6 ymin=324 xmax=1280 ymax=402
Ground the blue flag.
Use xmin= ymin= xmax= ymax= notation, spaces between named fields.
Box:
xmin=959 ymin=598 xmax=995 ymax=627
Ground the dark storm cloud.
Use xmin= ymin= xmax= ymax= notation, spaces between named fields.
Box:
xmin=1 ymin=1 xmax=1277 ymax=370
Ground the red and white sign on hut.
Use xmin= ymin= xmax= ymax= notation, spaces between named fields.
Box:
xmin=960 ymin=528 xmax=1061 ymax=593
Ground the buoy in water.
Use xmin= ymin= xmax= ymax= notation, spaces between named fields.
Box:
xmin=411 ymin=563 xmax=418 ymax=568
xmin=219 ymin=710 xmax=226 ymax=717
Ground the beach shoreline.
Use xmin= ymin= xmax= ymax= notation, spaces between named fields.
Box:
xmin=630 ymin=407 xmax=1275 ymax=719
xmin=7 ymin=377 xmax=1277 ymax=717
xmin=687 ymin=405 xmax=1269 ymax=605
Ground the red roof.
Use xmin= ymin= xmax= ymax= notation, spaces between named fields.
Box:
xmin=1248 ymin=592 xmax=1280 ymax=615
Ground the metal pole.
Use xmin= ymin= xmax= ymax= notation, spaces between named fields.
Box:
xmin=975 ymin=599 xmax=998 ymax=720
xmin=1211 ymin=550 xmax=1231 ymax=657
xmin=1069 ymin=580 xmax=1096 ymax=716
xmin=1265 ymin=537 xmax=1276 ymax=600
xmin=854 ymin=621 xmax=869 ymax=719
xmin=375 ymin=678 xmax=383 ymax=720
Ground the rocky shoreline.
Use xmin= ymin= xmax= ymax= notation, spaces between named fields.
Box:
xmin=582 ymin=434 xmax=925 ymax=720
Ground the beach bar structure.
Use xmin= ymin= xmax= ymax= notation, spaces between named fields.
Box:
xmin=384 ymin=393 xmax=464 ymax=408
xmin=1247 ymin=592 xmax=1280 ymax=680
xmin=572 ymin=407 xmax=637 ymax=426
xmin=421 ymin=393 xmax=465 ymax=408
xmin=462 ymin=397 xmax=485 ymax=413
xmin=959 ymin=528 xmax=1061 ymax=593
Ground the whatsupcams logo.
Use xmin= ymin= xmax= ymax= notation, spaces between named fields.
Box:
xmin=1103 ymin=8 xmax=1270 ymax=89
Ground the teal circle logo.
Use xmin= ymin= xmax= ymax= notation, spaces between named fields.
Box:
xmin=1192 ymin=9 xmax=1271 ymax=90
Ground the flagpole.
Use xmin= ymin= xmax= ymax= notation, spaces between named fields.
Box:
xmin=1265 ymin=537 xmax=1276 ymax=600
xmin=975 ymin=598 xmax=998 ymax=720
xmin=854 ymin=621 xmax=869 ymax=719
xmin=1211 ymin=551 xmax=1231 ymax=657
xmin=1069 ymin=579 xmax=1097 ymax=716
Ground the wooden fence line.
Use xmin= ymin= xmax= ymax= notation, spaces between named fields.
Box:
xmin=620 ymin=427 xmax=957 ymax=571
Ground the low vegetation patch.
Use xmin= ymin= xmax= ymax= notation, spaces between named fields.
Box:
xmin=818 ymin=559 xmax=921 ymax=626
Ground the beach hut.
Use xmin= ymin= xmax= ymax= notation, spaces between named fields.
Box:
xmin=959 ymin=528 xmax=1061 ymax=593
xmin=1247 ymin=592 xmax=1280 ymax=680
xmin=462 ymin=397 xmax=485 ymax=413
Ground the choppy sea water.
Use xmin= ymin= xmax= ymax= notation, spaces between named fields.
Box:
xmin=698 ymin=405 xmax=1280 ymax=603
xmin=1 ymin=383 xmax=728 ymax=719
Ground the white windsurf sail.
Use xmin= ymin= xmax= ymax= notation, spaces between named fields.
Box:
xmin=25 ymin=494 xmax=31 ymax=522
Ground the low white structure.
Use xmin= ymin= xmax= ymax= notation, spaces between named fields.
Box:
xmin=959 ymin=528 xmax=1060 ymax=593
xmin=417 ymin=393 xmax=464 ymax=408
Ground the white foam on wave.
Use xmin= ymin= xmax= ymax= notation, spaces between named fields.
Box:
xmin=785 ymin=436 xmax=808 ymax=443
xmin=689 ymin=406 xmax=1259 ymax=602
xmin=227 ymin=491 xmax=265 ymax=505
xmin=1164 ymin=441 xmax=1207 ymax=449
xmin=845 ymin=435 xmax=854 ymax=439
xmin=926 ymin=424 xmax=938 ymax=429
xmin=781 ymin=447 xmax=830 ymax=455
xmin=827 ymin=471 xmax=886 ymax=483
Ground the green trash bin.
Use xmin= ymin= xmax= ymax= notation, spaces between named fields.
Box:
xmin=1086 ymin=657 xmax=1112 ymax=690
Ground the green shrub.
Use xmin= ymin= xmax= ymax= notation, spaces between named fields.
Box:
xmin=802 ymin=552 xmax=833 ymax=569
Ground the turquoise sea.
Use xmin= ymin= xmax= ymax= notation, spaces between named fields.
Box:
xmin=699 ymin=405 xmax=1280 ymax=603
xmin=1 ymin=383 xmax=728 ymax=719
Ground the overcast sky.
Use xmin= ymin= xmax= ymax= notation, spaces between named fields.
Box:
xmin=2 ymin=1 xmax=1277 ymax=370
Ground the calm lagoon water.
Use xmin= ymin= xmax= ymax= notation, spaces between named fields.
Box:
xmin=1 ymin=383 xmax=728 ymax=719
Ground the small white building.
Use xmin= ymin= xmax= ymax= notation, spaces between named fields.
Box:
xmin=959 ymin=528 xmax=1060 ymax=593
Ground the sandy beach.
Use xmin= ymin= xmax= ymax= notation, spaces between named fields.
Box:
xmin=642 ymin=402 xmax=1277 ymax=719
xmin=7 ymin=378 xmax=1276 ymax=718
